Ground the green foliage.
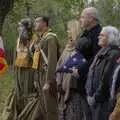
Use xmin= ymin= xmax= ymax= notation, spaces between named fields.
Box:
xmin=2 ymin=0 xmax=85 ymax=48
xmin=0 ymin=71 xmax=13 ymax=117
xmin=0 ymin=0 xmax=120 ymax=117
xmin=92 ymin=0 xmax=120 ymax=29
xmin=1 ymin=0 xmax=120 ymax=63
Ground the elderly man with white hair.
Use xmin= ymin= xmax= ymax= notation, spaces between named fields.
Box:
xmin=86 ymin=26 xmax=120 ymax=120
xmin=78 ymin=7 xmax=101 ymax=66
xmin=71 ymin=7 xmax=102 ymax=120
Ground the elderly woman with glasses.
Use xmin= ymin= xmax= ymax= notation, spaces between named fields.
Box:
xmin=86 ymin=26 xmax=120 ymax=120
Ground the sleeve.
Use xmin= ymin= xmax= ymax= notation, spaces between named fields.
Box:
xmin=110 ymin=97 xmax=120 ymax=120
xmin=77 ymin=60 xmax=89 ymax=75
xmin=75 ymin=37 xmax=92 ymax=52
xmin=46 ymin=35 xmax=58 ymax=84
xmin=94 ymin=54 xmax=119 ymax=102
xmin=56 ymin=52 xmax=64 ymax=70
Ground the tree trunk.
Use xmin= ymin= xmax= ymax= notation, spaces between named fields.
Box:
xmin=0 ymin=0 xmax=14 ymax=34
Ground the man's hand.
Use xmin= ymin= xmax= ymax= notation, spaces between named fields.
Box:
xmin=42 ymin=83 xmax=50 ymax=91
xmin=87 ymin=96 xmax=96 ymax=107
xmin=43 ymin=83 xmax=57 ymax=97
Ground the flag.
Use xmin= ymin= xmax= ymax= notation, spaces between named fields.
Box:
xmin=56 ymin=52 xmax=88 ymax=73
xmin=0 ymin=36 xmax=8 ymax=76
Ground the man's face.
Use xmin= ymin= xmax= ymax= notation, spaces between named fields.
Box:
xmin=18 ymin=23 xmax=25 ymax=35
xmin=35 ymin=18 xmax=44 ymax=32
xmin=79 ymin=9 xmax=94 ymax=29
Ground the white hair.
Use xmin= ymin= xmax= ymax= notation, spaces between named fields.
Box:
xmin=102 ymin=26 xmax=120 ymax=46
xmin=84 ymin=7 xmax=100 ymax=22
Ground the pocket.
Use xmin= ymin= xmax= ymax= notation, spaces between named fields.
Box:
xmin=15 ymin=51 xmax=32 ymax=68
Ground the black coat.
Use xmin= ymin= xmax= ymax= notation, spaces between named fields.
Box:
xmin=86 ymin=46 xmax=120 ymax=102
xmin=76 ymin=24 xmax=101 ymax=66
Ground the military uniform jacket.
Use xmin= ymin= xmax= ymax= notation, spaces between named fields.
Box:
xmin=39 ymin=32 xmax=58 ymax=84
xmin=33 ymin=31 xmax=59 ymax=120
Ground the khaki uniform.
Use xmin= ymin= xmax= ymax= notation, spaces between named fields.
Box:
xmin=2 ymin=38 xmax=35 ymax=120
xmin=2 ymin=32 xmax=59 ymax=120
xmin=31 ymin=31 xmax=59 ymax=120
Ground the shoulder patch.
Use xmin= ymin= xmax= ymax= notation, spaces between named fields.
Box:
xmin=44 ymin=32 xmax=57 ymax=38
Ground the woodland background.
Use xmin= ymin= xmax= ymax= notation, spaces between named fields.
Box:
xmin=0 ymin=0 xmax=120 ymax=118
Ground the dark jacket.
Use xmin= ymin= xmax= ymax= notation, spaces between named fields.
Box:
xmin=77 ymin=24 xmax=101 ymax=66
xmin=70 ymin=62 xmax=88 ymax=95
xmin=69 ymin=43 xmax=89 ymax=95
xmin=111 ymin=64 xmax=120 ymax=100
xmin=86 ymin=46 xmax=120 ymax=102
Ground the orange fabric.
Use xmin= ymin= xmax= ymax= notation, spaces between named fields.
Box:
xmin=0 ymin=57 xmax=8 ymax=76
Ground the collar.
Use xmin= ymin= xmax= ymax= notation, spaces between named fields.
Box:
xmin=83 ymin=24 xmax=101 ymax=35
xmin=98 ymin=45 xmax=119 ymax=58
xmin=88 ymin=24 xmax=101 ymax=32
xmin=41 ymin=31 xmax=48 ymax=38
xmin=42 ymin=29 xmax=52 ymax=38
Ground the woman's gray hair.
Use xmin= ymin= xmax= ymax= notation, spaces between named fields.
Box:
xmin=102 ymin=26 xmax=120 ymax=46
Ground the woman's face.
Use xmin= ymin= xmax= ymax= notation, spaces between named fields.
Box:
xmin=98 ymin=31 xmax=108 ymax=48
